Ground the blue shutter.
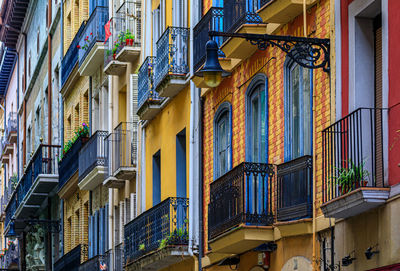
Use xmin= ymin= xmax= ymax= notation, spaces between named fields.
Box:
xmin=94 ymin=211 xmax=99 ymax=256
xmin=99 ymin=208 xmax=104 ymax=255
xmin=105 ymin=204 xmax=109 ymax=251
xmin=88 ymin=215 xmax=93 ymax=258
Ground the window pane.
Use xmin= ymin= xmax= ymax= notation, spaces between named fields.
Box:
xmin=291 ymin=65 xmax=300 ymax=159
xmin=260 ymin=88 xmax=266 ymax=162
xmin=251 ymin=97 xmax=259 ymax=162
xmin=302 ymin=68 xmax=312 ymax=155
xmin=216 ymin=112 xmax=229 ymax=178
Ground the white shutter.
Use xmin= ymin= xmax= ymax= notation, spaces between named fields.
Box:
xmin=114 ymin=206 xmax=120 ymax=245
xmin=125 ymin=198 xmax=131 ymax=224
xmin=152 ymin=8 xmax=160 ymax=55
xmin=119 ymin=201 xmax=124 ymax=243
xmin=130 ymin=193 xmax=137 ymax=219
xmin=130 ymin=74 xmax=139 ymax=123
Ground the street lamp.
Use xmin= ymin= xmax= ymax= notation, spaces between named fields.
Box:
xmin=5 ymin=221 xmax=17 ymax=241
xmin=196 ymin=31 xmax=330 ymax=88
xmin=194 ymin=39 xmax=231 ymax=87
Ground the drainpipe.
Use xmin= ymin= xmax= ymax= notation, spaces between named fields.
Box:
xmin=198 ymin=97 xmax=203 ymax=271
xmin=23 ymin=33 xmax=27 ymax=167
xmin=48 ymin=0 xmax=53 ymax=146
xmin=60 ymin=0 xmax=64 ymax=148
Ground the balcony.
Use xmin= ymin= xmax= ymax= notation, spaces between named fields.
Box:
xmin=220 ymin=0 xmax=265 ymax=60
xmin=12 ymin=145 xmax=60 ymax=229
xmin=1 ymin=136 xmax=13 ymax=162
xmin=103 ymin=122 xmax=137 ymax=188
xmin=137 ymin=57 xmax=164 ymax=120
xmin=208 ymin=162 xmax=274 ymax=254
xmin=79 ymin=254 xmax=107 ymax=271
xmin=154 ymin=27 xmax=189 ymax=98
xmin=59 ymin=136 xmax=88 ymax=193
xmin=124 ymin=197 xmax=190 ymax=271
xmin=113 ymin=1 xmax=142 ymax=63
xmin=321 ymin=108 xmax=389 ymax=219
xmin=78 ymin=7 xmax=109 ymax=76
xmin=3 ymin=241 xmax=19 ymax=269
xmin=6 ymin=112 xmax=17 ymax=144
xmin=78 ymin=131 xmax=108 ymax=191
xmin=61 ymin=22 xmax=86 ymax=88
xmin=54 ymin=244 xmax=88 ymax=271
xmin=257 ymin=0 xmax=318 ymax=24
xmin=115 ymin=243 xmax=124 ymax=271
xmin=103 ymin=17 xmax=127 ymax=75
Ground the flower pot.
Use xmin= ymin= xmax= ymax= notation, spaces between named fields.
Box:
xmin=129 ymin=39 xmax=133 ymax=46
xmin=126 ymin=39 xmax=129 ymax=46
xmin=113 ymin=53 xmax=116 ymax=59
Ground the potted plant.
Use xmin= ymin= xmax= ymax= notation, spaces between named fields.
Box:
xmin=333 ymin=160 xmax=370 ymax=195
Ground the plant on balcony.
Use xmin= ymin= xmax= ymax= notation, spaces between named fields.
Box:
xmin=10 ymin=173 xmax=18 ymax=189
xmin=332 ymin=160 xmax=370 ymax=195
xmin=138 ymin=243 xmax=145 ymax=251
xmin=158 ymin=226 xmax=189 ymax=250
xmin=77 ymin=33 xmax=93 ymax=51
xmin=59 ymin=123 xmax=89 ymax=161
xmin=124 ymin=30 xmax=134 ymax=46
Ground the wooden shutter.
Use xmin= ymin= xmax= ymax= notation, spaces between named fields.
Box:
xmin=99 ymin=208 xmax=104 ymax=255
xmin=114 ymin=205 xmax=120 ymax=244
xmin=119 ymin=201 xmax=125 ymax=243
xmin=88 ymin=215 xmax=93 ymax=258
xmin=105 ymin=204 xmax=109 ymax=251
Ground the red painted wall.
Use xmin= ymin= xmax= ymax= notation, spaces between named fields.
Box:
xmin=388 ymin=0 xmax=400 ymax=185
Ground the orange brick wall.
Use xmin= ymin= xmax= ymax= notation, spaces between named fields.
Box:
xmin=202 ymin=0 xmax=331 ymax=250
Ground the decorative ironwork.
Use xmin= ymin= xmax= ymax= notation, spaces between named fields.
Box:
xmin=104 ymin=122 xmax=137 ymax=179
xmin=154 ymin=27 xmax=189 ymax=89
xmin=223 ymin=0 xmax=263 ymax=37
xmin=137 ymin=56 xmax=164 ymax=111
xmin=79 ymin=130 xmax=108 ymax=181
xmin=59 ymin=137 xmax=87 ymax=189
xmin=12 ymin=219 xmax=61 ymax=233
xmin=322 ymin=108 xmax=386 ymax=203
xmin=208 ymin=31 xmax=331 ymax=72
xmin=114 ymin=243 xmax=124 ymax=271
xmin=124 ymin=197 xmax=189 ymax=265
xmin=208 ymin=162 xmax=275 ymax=240
xmin=277 ymin=155 xmax=313 ymax=221
xmin=260 ymin=0 xmax=274 ymax=7
xmin=79 ymin=254 xmax=107 ymax=271
xmin=193 ymin=7 xmax=224 ymax=72
xmin=78 ymin=6 xmax=109 ymax=66
xmin=61 ymin=21 xmax=86 ymax=87
xmin=5 ymin=112 xmax=17 ymax=140
xmin=54 ymin=244 xmax=82 ymax=271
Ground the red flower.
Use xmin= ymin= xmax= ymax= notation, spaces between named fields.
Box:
xmin=90 ymin=32 xmax=93 ymax=35
xmin=77 ymin=45 xmax=81 ymax=49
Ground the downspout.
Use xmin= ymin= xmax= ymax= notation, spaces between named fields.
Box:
xmin=16 ymin=51 xmax=19 ymax=179
xmin=48 ymin=0 xmax=53 ymax=146
xmin=23 ymin=33 xmax=27 ymax=166
xmin=60 ymin=0 xmax=64 ymax=148
xmin=198 ymin=97 xmax=204 ymax=271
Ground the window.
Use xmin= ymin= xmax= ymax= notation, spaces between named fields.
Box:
xmin=214 ymin=102 xmax=232 ymax=179
xmin=246 ymin=75 xmax=267 ymax=163
xmin=152 ymin=150 xmax=161 ymax=206
xmin=176 ymin=129 xmax=186 ymax=197
xmin=284 ymin=58 xmax=312 ymax=161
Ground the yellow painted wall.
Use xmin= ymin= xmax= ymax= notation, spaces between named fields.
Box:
xmin=144 ymin=86 xmax=191 ymax=209
xmin=63 ymin=0 xmax=89 ymax=54
xmin=63 ymin=76 xmax=89 ymax=142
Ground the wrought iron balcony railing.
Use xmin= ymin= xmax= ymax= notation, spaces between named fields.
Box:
xmin=4 ymin=242 xmax=18 ymax=268
xmin=5 ymin=112 xmax=17 ymax=139
xmin=15 ymin=145 xmax=60 ymax=210
xmin=223 ymin=0 xmax=263 ymax=39
xmin=193 ymin=7 xmax=224 ymax=72
xmin=115 ymin=1 xmax=141 ymax=50
xmin=124 ymin=197 xmax=189 ymax=265
xmin=260 ymin=0 xmax=274 ymax=8
xmin=4 ymin=193 xmax=16 ymax=229
xmin=137 ymin=56 xmax=164 ymax=110
xmin=277 ymin=155 xmax=313 ymax=221
xmin=115 ymin=243 xmax=124 ymax=271
xmin=59 ymin=137 xmax=87 ymax=190
xmin=54 ymin=244 xmax=86 ymax=271
xmin=89 ymin=0 xmax=108 ymax=15
xmin=208 ymin=162 xmax=275 ymax=240
xmin=61 ymin=21 xmax=86 ymax=87
xmin=322 ymin=108 xmax=386 ymax=203
xmin=78 ymin=6 xmax=109 ymax=67
xmin=79 ymin=130 xmax=108 ymax=180
xmin=154 ymin=27 xmax=189 ymax=89
xmin=79 ymin=254 xmax=107 ymax=271
xmin=104 ymin=122 xmax=137 ymax=179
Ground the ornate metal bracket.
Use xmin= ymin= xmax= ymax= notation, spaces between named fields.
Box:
xmin=208 ymin=31 xmax=330 ymax=73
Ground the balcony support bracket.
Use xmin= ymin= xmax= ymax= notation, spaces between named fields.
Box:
xmin=209 ymin=31 xmax=330 ymax=73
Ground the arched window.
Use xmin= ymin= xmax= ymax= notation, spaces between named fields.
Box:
xmin=284 ymin=58 xmax=313 ymax=161
xmin=214 ymin=102 xmax=232 ymax=179
xmin=246 ymin=74 xmax=268 ymax=163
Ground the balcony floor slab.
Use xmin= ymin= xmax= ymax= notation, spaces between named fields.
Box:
xmin=258 ymin=0 xmax=318 ymax=24
xmin=320 ymin=187 xmax=390 ymax=219
xmin=78 ymin=166 xmax=106 ymax=191
xmin=137 ymin=100 xmax=164 ymax=121
xmin=208 ymin=225 xmax=274 ymax=254
xmin=114 ymin=166 xmax=136 ymax=181
xmin=78 ymin=42 xmax=106 ymax=76
xmin=104 ymin=60 xmax=127 ymax=75
xmin=117 ymin=46 xmax=141 ymax=63
xmin=103 ymin=176 xmax=125 ymax=188
xmin=156 ymin=76 xmax=188 ymax=98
